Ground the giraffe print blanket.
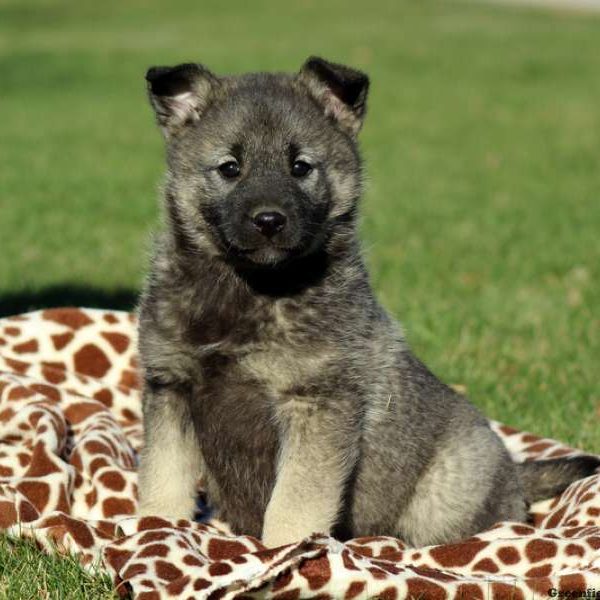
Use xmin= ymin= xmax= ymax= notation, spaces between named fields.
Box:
xmin=1 ymin=308 xmax=599 ymax=599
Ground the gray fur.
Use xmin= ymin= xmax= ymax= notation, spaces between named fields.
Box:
xmin=137 ymin=57 xmax=599 ymax=547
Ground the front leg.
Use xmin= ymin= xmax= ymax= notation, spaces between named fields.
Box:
xmin=262 ymin=398 xmax=359 ymax=547
xmin=138 ymin=382 xmax=203 ymax=520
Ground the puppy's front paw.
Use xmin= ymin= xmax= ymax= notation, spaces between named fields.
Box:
xmin=261 ymin=527 xmax=299 ymax=549
xmin=262 ymin=520 xmax=321 ymax=548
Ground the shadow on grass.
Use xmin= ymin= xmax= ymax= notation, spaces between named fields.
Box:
xmin=0 ymin=285 xmax=139 ymax=318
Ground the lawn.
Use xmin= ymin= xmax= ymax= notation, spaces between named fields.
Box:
xmin=0 ymin=536 xmax=118 ymax=599
xmin=1 ymin=0 xmax=599 ymax=596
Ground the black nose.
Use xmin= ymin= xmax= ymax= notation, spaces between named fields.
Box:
xmin=252 ymin=211 xmax=287 ymax=238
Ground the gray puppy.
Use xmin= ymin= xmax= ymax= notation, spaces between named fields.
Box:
xmin=137 ymin=57 xmax=599 ymax=548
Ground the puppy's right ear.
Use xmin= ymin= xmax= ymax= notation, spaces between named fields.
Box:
xmin=145 ymin=63 xmax=219 ymax=137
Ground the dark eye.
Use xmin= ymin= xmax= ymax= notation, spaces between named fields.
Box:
xmin=291 ymin=160 xmax=312 ymax=177
xmin=218 ymin=161 xmax=240 ymax=179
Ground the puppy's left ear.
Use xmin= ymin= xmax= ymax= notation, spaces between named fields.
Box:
xmin=298 ymin=56 xmax=369 ymax=136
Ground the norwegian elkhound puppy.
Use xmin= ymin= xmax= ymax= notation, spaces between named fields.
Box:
xmin=137 ymin=57 xmax=599 ymax=548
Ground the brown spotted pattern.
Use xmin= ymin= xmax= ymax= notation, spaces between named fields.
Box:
xmin=1 ymin=309 xmax=600 ymax=598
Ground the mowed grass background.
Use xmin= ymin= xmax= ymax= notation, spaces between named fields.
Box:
xmin=0 ymin=0 xmax=599 ymax=595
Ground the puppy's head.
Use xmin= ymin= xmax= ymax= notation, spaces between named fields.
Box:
xmin=146 ymin=57 xmax=369 ymax=268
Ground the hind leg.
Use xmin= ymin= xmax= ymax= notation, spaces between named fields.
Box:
xmin=396 ymin=426 xmax=527 ymax=547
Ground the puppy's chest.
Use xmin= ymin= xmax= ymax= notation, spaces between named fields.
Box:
xmin=199 ymin=339 xmax=322 ymax=404
xmin=192 ymin=299 xmax=327 ymax=397
xmin=187 ymin=297 xmax=331 ymax=447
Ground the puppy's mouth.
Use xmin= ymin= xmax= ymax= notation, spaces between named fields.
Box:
xmin=223 ymin=242 xmax=305 ymax=268
xmin=205 ymin=213 xmax=328 ymax=269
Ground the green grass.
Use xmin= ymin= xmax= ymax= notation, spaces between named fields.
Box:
xmin=0 ymin=535 xmax=119 ymax=599
xmin=1 ymin=0 xmax=599 ymax=595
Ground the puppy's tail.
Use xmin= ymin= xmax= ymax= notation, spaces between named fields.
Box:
xmin=516 ymin=455 xmax=600 ymax=504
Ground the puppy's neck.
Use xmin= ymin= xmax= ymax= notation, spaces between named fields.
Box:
xmin=231 ymin=250 xmax=331 ymax=298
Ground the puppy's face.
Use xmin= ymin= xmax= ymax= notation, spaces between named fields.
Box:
xmin=147 ymin=58 xmax=369 ymax=267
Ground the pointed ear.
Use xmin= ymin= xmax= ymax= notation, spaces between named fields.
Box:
xmin=145 ymin=63 xmax=219 ymax=137
xmin=298 ymin=56 xmax=369 ymax=136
